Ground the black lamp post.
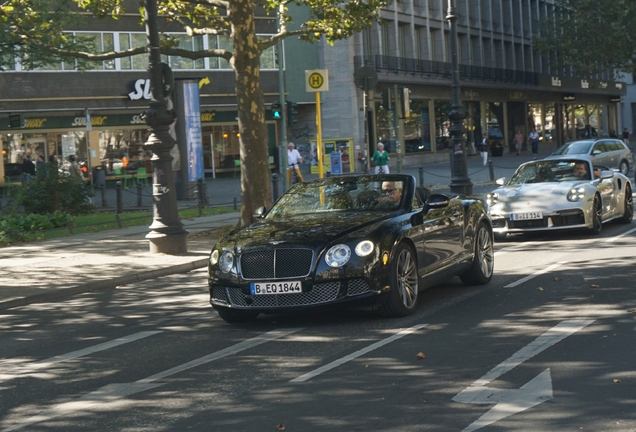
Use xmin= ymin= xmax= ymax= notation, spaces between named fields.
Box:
xmin=447 ymin=0 xmax=473 ymax=195
xmin=143 ymin=0 xmax=188 ymax=254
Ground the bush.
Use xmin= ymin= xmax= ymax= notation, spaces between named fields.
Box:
xmin=17 ymin=164 xmax=93 ymax=215
xmin=0 ymin=211 xmax=73 ymax=245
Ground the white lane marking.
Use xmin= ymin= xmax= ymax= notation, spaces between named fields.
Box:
xmin=503 ymin=262 xmax=567 ymax=288
xmin=1 ymin=328 xmax=303 ymax=432
xmin=605 ymin=226 xmax=636 ymax=243
xmin=454 ymin=319 xmax=595 ymax=432
xmin=290 ymin=324 xmax=428 ymax=383
xmin=0 ymin=331 xmax=162 ymax=381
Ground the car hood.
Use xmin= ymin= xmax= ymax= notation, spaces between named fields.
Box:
xmin=492 ymin=181 xmax=588 ymax=212
xmin=220 ymin=212 xmax=392 ymax=250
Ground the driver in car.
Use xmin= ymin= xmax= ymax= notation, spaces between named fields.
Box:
xmin=378 ymin=181 xmax=403 ymax=206
xmin=573 ymin=161 xmax=590 ymax=179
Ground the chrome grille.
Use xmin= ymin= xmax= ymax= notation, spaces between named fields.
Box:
xmin=347 ymin=279 xmax=372 ymax=296
xmin=240 ymin=249 xmax=313 ymax=279
xmin=226 ymin=282 xmax=340 ymax=308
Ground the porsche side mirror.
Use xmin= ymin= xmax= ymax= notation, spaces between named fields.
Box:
xmin=600 ymin=170 xmax=614 ymax=180
xmin=253 ymin=206 xmax=267 ymax=219
xmin=496 ymin=177 xmax=506 ymax=186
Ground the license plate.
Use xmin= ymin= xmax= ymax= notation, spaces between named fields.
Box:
xmin=250 ymin=281 xmax=302 ymax=295
xmin=510 ymin=212 xmax=543 ymax=221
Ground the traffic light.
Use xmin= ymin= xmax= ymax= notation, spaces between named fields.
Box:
xmin=286 ymin=101 xmax=298 ymax=124
xmin=271 ymin=102 xmax=282 ymax=120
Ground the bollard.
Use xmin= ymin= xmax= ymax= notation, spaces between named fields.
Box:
xmin=271 ymin=173 xmax=279 ymax=201
xmin=326 ymin=171 xmax=331 ymax=178
xmin=418 ymin=165 xmax=424 ymax=186
xmin=101 ymin=184 xmax=107 ymax=208
xmin=197 ymin=178 xmax=205 ymax=216
xmin=233 ymin=197 xmax=238 ymax=211
xmin=137 ymin=183 xmax=143 ymax=207
xmin=488 ymin=160 xmax=495 ymax=181
xmin=116 ymin=181 xmax=123 ymax=214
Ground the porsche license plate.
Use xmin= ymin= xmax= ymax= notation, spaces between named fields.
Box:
xmin=510 ymin=212 xmax=543 ymax=221
xmin=250 ymin=281 xmax=302 ymax=295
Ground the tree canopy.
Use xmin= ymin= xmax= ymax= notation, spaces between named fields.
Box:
xmin=0 ymin=0 xmax=391 ymax=226
xmin=534 ymin=0 xmax=636 ymax=77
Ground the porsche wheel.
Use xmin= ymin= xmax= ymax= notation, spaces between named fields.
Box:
xmin=617 ymin=184 xmax=633 ymax=224
xmin=619 ymin=160 xmax=629 ymax=176
xmin=380 ymin=243 xmax=419 ymax=317
xmin=214 ymin=306 xmax=259 ymax=323
xmin=590 ymin=195 xmax=603 ymax=235
xmin=460 ymin=222 xmax=494 ymax=286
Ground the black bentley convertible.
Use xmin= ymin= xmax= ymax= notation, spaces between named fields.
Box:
xmin=208 ymin=174 xmax=494 ymax=322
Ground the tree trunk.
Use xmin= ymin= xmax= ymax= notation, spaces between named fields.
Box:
xmin=230 ymin=0 xmax=272 ymax=227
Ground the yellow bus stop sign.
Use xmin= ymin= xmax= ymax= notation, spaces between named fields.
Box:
xmin=305 ymin=69 xmax=329 ymax=92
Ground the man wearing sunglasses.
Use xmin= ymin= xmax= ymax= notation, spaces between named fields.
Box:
xmin=378 ymin=181 xmax=403 ymax=206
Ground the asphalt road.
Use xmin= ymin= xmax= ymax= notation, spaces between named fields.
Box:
xmin=1 ymin=221 xmax=635 ymax=432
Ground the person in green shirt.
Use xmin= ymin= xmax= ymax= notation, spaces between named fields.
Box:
xmin=372 ymin=142 xmax=390 ymax=174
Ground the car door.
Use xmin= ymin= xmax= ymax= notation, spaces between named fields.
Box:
xmin=596 ymin=174 xmax=617 ymax=218
xmin=590 ymin=142 xmax=609 ymax=166
xmin=603 ymin=140 xmax=620 ymax=170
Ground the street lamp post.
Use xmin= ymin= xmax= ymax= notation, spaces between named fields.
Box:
xmin=143 ymin=0 xmax=188 ymax=254
xmin=447 ymin=0 xmax=473 ymax=195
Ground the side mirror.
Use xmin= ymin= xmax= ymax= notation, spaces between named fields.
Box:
xmin=592 ymin=149 xmax=602 ymax=156
xmin=426 ymin=193 xmax=450 ymax=209
xmin=496 ymin=177 xmax=506 ymax=186
xmin=600 ymin=170 xmax=614 ymax=180
xmin=253 ymin=206 xmax=267 ymax=219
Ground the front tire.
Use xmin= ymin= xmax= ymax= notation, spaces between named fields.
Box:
xmin=460 ymin=222 xmax=494 ymax=286
xmin=617 ymin=184 xmax=633 ymax=224
xmin=380 ymin=243 xmax=419 ymax=317
xmin=214 ymin=306 xmax=259 ymax=323
xmin=590 ymin=195 xmax=603 ymax=235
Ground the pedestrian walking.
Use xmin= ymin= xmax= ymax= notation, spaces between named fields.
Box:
xmin=286 ymin=142 xmax=304 ymax=184
xmin=68 ymin=155 xmax=84 ymax=182
xmin=622 ymin=128 xmax=630 ymax=147
xmin=479 ymin=133 xmax=489 ymax=166
xmin=529 ymin=129 xmax=539 ymax=159
xmin=372 ymin=142 xmax=390 ymax=174
xmin=513 ymin=131 xmax=524 ymax=156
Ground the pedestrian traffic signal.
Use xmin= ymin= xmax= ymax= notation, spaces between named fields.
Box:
xmin=271 ymin=102 xmax=282 ymax=120
xmin=286 ymin=101 xmax=298 ymax=124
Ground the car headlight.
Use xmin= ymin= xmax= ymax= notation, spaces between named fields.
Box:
xmin=486 ymin=192 xmax=499 ymax=207
xmin=219 ymin=251 xmax=234 ymax=273
xmin=567 ymin=187 xmax=586 ymax=202
xmin=354 ymin=240 xmax=374 ymax=257
xmin=325 ymin=244 xmax=351 ymax=267
xmin=209 ymin=249 xmax=219 ymax=266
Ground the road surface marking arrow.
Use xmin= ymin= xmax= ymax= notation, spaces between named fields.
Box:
xmin=2 ymin=328 xmax=303 ymax=432
xmin=453 ymin=319 xmax=594 ymax=432
xmin=290 ymin=324 xmax=428 ymax=382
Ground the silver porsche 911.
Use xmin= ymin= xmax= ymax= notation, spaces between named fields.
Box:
xmin=486 ymin=157 xmax=633 ymax=241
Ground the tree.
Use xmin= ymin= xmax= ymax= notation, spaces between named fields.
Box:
xmin=534 ymin=0 xmax=636 ymax=77
xmin=0 ymin=0 xmax=391 ymax=226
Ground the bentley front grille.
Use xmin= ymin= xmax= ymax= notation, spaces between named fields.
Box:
xmin=240 ymin=248 xmax=314 ymax=279
xmin=347 ymin=279 xmax=372 ymax=296
xmin=225 ymin=282 xmax=340 ymax=308
xmin=211 ymin=286 xmax=228 ymax=305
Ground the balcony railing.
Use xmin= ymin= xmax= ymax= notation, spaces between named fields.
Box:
xmin=354 ymin=55 xmax=540 ymax=86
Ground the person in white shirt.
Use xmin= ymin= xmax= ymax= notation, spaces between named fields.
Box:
xmin=287 ymin=142 xmax=304 ymax=184
xmin=529 ymin=130 xmax=540 ymax=159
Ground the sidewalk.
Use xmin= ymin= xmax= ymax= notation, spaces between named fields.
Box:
xmin=0 ymin=212 xmax=240 ymax=311
xmin=0 ymin=145 xmax=575 ymax=311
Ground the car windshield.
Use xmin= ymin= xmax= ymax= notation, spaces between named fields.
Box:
xmin=508 ymin=160 xmax=592 ymax=185
xmin=552 ymin=141 xmax=593 ymax=155
xmin=266 ymin=176 xmax=407 ymax=218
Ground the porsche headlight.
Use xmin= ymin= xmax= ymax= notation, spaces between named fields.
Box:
xmin=325 ymin=244 xmax=351 ymax=267
xmin=486 ymin=192 xmax=499 ymax=207
xmin=219 ymin=251 xmax=234 ymax=273
xmin=567 ymin=187 xmax=586 ymax=202
xmin=209 ymin=249 xmax=219 ymax=266
xmin=354 ymin=240 xmax=374 ymax=257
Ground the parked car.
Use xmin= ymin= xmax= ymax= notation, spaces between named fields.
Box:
xmin=208 ymin=174 xmax=494 ymax=322
xmin=546 ymin=138 xmax=632 ymax=175
xmin=486 ymin=157 xmax=633 ymax=241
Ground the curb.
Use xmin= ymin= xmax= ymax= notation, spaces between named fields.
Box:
xmin=0 ymin=258 xmax=210 ymax=311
